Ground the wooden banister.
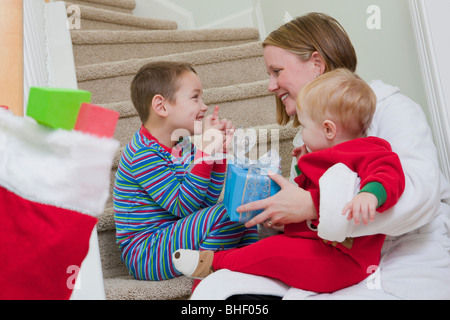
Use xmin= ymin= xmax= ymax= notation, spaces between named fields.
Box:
xmin=0 ymin=0 xmax=23 ymax=116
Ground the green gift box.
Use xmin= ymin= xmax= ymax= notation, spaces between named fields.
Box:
xmin=26 ymin=87 xmax=91 ymax=130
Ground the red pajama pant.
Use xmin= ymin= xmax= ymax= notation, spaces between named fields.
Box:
xmin=212 ymin=224 xmax=386 ymax=293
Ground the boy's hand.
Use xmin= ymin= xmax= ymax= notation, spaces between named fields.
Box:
xmin=203 ymin=105 xmax=220 ymax=129
xmin=342 ymin=192 xmax=378 ymax=225
xmin=221 ymin=118 xmax=235 ymax=153
xmin=208 ymin=105 xmax=235 ymax=153
xmin=201 ymin=106 xmax=234 ymax=155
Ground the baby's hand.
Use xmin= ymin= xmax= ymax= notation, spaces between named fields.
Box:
xmin=342 ymin=192 xmax=378 ymax=225
xmin=292 ymin=144 xmax=308 ymax=160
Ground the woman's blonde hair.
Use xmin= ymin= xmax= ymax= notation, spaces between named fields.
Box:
xmin=297 ymin=69 xmax=376 ymax=137
xmin=263 ymin=12 xmax=357 ymax=127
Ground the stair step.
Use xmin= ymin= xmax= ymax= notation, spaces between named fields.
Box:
xmin=76 ymin=42 xmax=267 ymax=104
xmin=71 ymin=28 xmax=260 ymax=66
xmin=65 ymin=2 xmax=177 ymax=31
xmin=98 ymin=229 xmax=125 ymax=277
xmin=67 ymin=0 xmax=136 ymax=14
xmin=104 ymin=80 xmax=272 ymax=123
xmin=104 ymin=275 xmax=193 ymax=300
xmin=98 ymin=204 xmax=115 ymax=233
xmin=96 ymin=229 xmax=192 ymax=300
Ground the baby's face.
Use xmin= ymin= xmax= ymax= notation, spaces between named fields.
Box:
xmin=297 ymin=111 xmax=328 ymax=152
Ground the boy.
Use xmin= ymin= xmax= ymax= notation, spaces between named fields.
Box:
xmin=113 ymin=61 xmax=257 ymax=281
xmin=172 ymin=69 xmax=405 ymax=293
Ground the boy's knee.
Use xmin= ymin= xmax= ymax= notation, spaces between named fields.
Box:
xmin=207 ymin=203 xmax=227 ymax=217
xmin=215 ymin=203 xmax=227 ymax=213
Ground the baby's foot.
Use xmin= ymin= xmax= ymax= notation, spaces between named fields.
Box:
xmin=172 ymin=249 xmax=214 ymax=279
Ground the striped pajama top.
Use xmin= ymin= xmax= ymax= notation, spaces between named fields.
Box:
xmin=113 ymin=125 xmax=227 ymax=255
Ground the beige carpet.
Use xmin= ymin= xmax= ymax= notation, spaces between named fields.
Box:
xmin=70 ymin=0 xmax=297 ymax=300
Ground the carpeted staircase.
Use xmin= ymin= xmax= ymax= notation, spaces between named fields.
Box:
xmin=69 ymin=0 xmax=297 ymax=300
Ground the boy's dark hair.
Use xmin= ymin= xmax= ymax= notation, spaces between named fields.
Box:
xmin=130 ymin=61 xmax=197 ymax=123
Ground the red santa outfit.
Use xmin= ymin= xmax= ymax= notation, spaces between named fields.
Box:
xmin=211 ymin=136 xmax=405 ymax=293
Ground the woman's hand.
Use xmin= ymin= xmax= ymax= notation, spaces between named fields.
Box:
xmin=239 ymin=171 xmax=318 ymax=228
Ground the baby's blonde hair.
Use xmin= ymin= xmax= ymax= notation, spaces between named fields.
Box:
xmin=296 ymin=69 xmax=376 ymax=137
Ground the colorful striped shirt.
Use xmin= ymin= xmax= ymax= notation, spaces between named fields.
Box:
xmin=113 ymin=125 xmax=227 ymax=254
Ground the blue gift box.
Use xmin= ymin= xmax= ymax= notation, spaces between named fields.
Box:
xmin=223 ymin=164 xmax=281 ymax=223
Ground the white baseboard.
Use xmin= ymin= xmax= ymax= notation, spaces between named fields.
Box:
xmin=197 ymin=7 xmax=255 ymax=30
xmin=409 ymin=0 xmax=450 ymax=180
xmin=133 ymin=0 xmax=195 ymax=29
xmin=133 ymin=0 xmax=264 ymax=37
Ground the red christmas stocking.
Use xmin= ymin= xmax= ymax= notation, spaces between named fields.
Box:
xmin=0 ymin=108 xmax=118 ymax=299
xmin=0 ymin=186 xmax=97 ymax=300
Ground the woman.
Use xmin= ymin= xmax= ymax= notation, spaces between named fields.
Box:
xmin=191 ymin=12 xmax=450 ymax=299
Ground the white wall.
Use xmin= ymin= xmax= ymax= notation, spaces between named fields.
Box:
xmin=133 ymin=0 xmax=258 ymax=30
xmin=409 ymin=0 xmax=450 ymax=179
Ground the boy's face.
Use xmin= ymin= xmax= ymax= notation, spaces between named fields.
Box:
xmin=297 ymin=111 xmax=329 ymax=152
xmin=165 ymin=71 xmax=208 ymax=135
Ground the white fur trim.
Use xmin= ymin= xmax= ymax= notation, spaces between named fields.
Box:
xmin=191 ymin=269 xmax=289 ymax=300
xmin=317 ymin=163 xmax=360 ymax=242
xmin=0 ymin=108 xmax=119 ymax=216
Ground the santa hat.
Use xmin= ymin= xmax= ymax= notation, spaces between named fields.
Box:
xmin=0 ymin=108 xmax=118 ymax=299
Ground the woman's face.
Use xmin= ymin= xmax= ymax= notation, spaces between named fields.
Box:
xmin=263 ymin=45 xmax=318 ymax=117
